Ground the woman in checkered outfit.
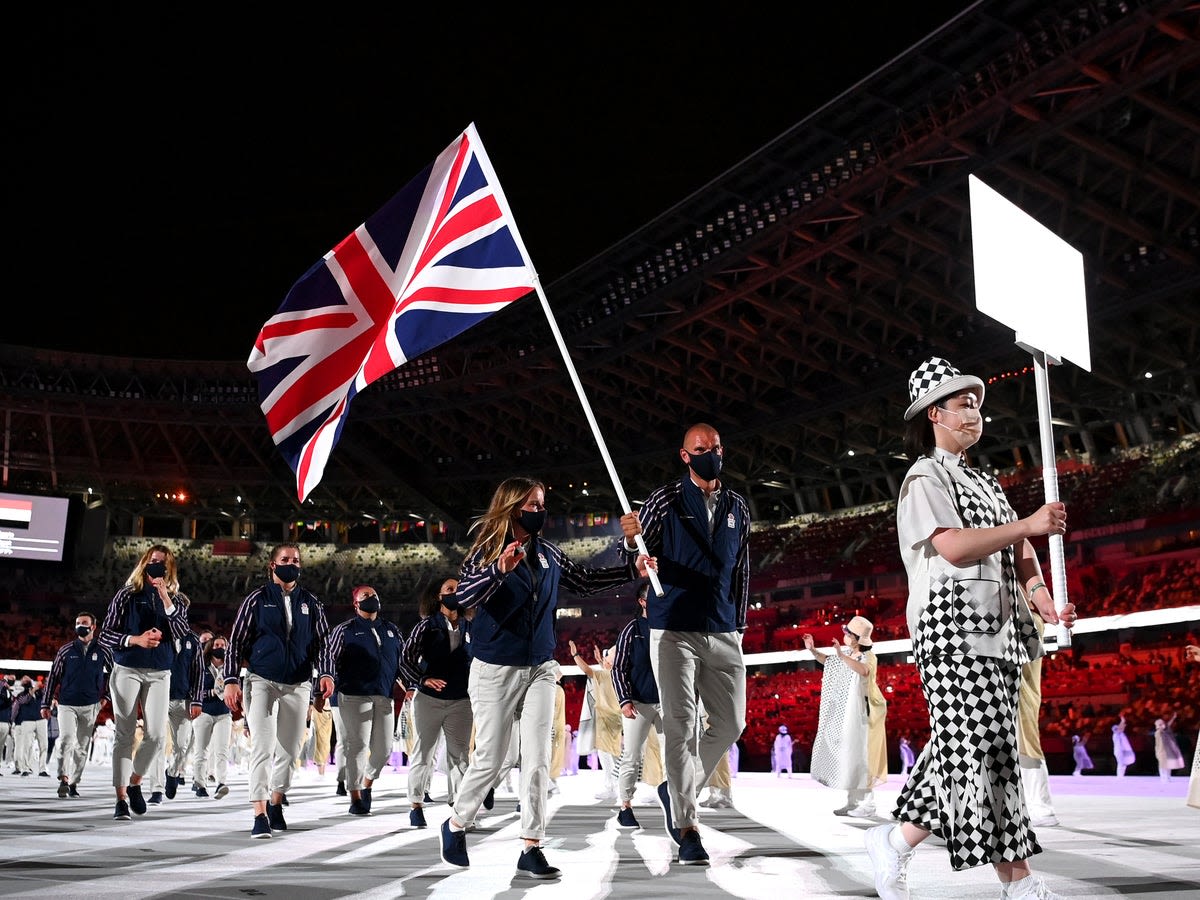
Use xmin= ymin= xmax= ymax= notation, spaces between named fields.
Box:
xmin=864 ymin=357 xmax=1078 ymax=900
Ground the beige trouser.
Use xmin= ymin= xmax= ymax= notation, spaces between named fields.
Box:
xmin=110 ymin=665 xmax=171 ymax=787
xmin=243 ymin=674 xmax=309 ymax=802
xmin=337 ymin=693 xmax=395 ymax=790
xmin=56 ymin=703 xmax=100 ymax=784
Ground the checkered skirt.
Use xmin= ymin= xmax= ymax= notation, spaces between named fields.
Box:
xmin=893 ymin=655 xmax=1041 ymax=869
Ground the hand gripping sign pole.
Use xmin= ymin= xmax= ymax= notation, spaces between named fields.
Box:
xmin=969 ymin=175 xmax=1093 ymax=648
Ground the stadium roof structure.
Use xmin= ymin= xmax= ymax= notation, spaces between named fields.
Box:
xmin=1 ymin=0 xmax=1197 ymax=537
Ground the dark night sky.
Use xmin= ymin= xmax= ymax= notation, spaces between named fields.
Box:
xmin=8 ymin=4 xmax=973 ymax=361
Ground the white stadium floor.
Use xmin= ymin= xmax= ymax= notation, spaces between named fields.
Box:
xmin=0 ymin=759 xmax=1196 ymax=899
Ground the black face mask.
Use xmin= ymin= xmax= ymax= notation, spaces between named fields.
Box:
xmin=440 ymin=593 xmax=460 ymax=612
xmin=75 ymin=625 xmax=91 ymax=638
xmin=357 ymin=594 xmax=381 ymax=614
xmin=274 ymin=563 xmax=300 ymax=584
xmin=145 ymin=561 xmax=167 ymax=579
xmin=686 ymin=449 xmax=722 ymax=482
xmin=518 ymin=509 xmax=547 ymax=536
xmin=210 ymin=648 xmax=226 ymax=661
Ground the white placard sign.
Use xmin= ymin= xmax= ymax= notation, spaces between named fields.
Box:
xmin=968 ymin=175 xmax=1091 ymax=371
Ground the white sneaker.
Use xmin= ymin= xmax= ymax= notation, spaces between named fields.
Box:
xmin=1004 ymin=876 xmax=1064 ymax=899
xmin=865 ymin=824 xmax=913 ymax=900
xmin=847 ymin=804 xmax=877 ymax=818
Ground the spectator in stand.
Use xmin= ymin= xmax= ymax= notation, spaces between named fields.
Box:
xmin=1112 ymin=715 xmax=1136 ymax=776
xmin=41 ymin=611 xmax=112 ymax=798
xmin=868 ymin=357 xmax=1077 ymax=900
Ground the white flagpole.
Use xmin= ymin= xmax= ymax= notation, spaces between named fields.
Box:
xmin=531 ymin=280 xmax=665 ymax=596
xmin=466 ymin=122 xmax=663 ymax=596
xmin=1031 ymin=349 xmax=1071 ymax=648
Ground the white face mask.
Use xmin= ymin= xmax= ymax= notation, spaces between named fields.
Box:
xmin=934 ymin=404 xmax=983 ymax=448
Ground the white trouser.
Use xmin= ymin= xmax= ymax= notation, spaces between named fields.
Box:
xmin=110 ymin=665 xmax=171 ymax=787
xmin=56 ymin=703 xmax=100 ymax=784
xmin=338 ymin=693 xmax=395 ymax=790
xmin=1019 ymin=756 xmax=1055 ymax=820
xmin=452 ymin=658 xmax=555 ymax=840
xmin=649 ymin=629 xmax=746 ymax=830
xmin=16 ymin=719 xmax=48 ymax=773
xmin=243 ymin=674 xmax=309 ymax=802
xmin=166 ymin=698 xmax=194 ymax=778
xmin=618 ymin=700 xmax=664 ymax=802
xmin=408 ymin=692 xmax=472 ymax=804
xmin=192 ymin=712 xmax=232 ymax=786
xmin=0 ymin=722 xmax=12 ymax=766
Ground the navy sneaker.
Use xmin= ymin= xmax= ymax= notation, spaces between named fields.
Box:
xmin=68 ymin=783 xmax=80 ymax=798
xmin=215 ymin=783 xmax=230 ymax=800
xmin=280 ymin=793 xmax=289 ymax=807
xmin=440 ymin=819 xmax=469 ymax=868
xmin=127 ymin=784 xmax=147 ymax=816
xmin=423 ymin=791 xmax=434 ymax=804
xmin=483 ymin=787 xmax=495 ymax=810
xmin=113 ymin=799 xmax=131 ymax=820
xmin=657 ymin=781 xmax=681 ymax=845
xmin=164 ymin=775 xmax=178 ymax=800
xmin=194 ymin=784 xmax=209 ymax=798
xmin=678 ymin=830 xmax=710 ymax=865
xmin=336 ymin=780 xmax=347 ymax=797
xmin=57 ymin=780 xmax=70 ymax=799
xmin=361 ymin=786 xmax=372 ymax=813
xmin=616 ymin=806 xmax=639 ymax=829
xmin=409 ymin=806 xmax=427 ymax=828
xmin=348 ymin=798 xmax=370 ymax=816
xmin=250 ymin=814 xmax=272 ymax=839
xmin=516 ymin=846 xmax=561 ymax=880
xmin=267 ymin=801 xmax=287 ymax=831
xmin=148 ymin=791 xmax=164 ymax=805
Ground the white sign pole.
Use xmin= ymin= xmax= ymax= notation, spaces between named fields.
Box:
xmin=1029 ymin=348 xmax=1072 ymax=648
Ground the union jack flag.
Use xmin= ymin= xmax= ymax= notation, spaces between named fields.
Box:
xmin=248 ymin=123 xmax=538 ymax=502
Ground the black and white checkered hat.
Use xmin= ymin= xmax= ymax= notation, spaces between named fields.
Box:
xmin=904 ymin=357 xmax=985 ymax=421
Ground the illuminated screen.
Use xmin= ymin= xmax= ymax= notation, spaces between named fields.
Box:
xmin=968 ymin=175 xmax=1091 ymax=371
xmin=0 ymin=492 xmax=71 ymax=562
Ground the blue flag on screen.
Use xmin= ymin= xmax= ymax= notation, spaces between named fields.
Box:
xmin=248 ymin=123 xmax=537 ymax=501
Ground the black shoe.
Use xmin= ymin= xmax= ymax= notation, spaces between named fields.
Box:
xmin=250 ymin=813 xmax=272 ymax=839
xmin=440 ymin=818 xmax=469 ymax=868
xmin=657 ymin=781 xmax=681 ymax=845
xmin=678 ymin=830 xmax=710 ymax=865
xmin=194 ymin=784 xmax=209 ymax=798
xmin=20 ymin=771 xmax=30 ymax=777
xmin=267 ymin=801 xmax=287 ymax=831
xmin=148 ymin=791 xmax=164 ymax=805
xmin=215 ymin=783 xmax=229 ymax=800
xmin=516 ymin=846 xmax=561 ymax=880
xmin=38 ymin=771 xmax=50 ymax=777
xmin=616 ymin=806 xmax=639 ymax=828
xmin=126 ymin=784 xmax=147 ymax=816
xmin=361 ymin=786 xmax=372 ymax=813
xmin=113 ymin=799 xmax=131 ymax=820
xmin=348 ymin=798 xmax=371 ymax=816
xmin=68 ymin=783 xmax=79 ymax=798
xmin=164 ymin=775 xmax=178 ymax=800
xmin=483 ymin=787 xmax=495 ymax=810
xmin=57 ymin=780 xmax=69 ymax=799
xmin=409 ymin=807 xmax=427 ymax=828
xmin=336 ymin=780 xmax=347 ymax=797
